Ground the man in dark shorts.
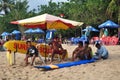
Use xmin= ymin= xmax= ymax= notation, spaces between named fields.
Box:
xmin=24 ymin=41 xmax=38 ymax=66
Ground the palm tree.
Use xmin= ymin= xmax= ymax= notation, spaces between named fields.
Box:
xmin=106 ymin=0 xmax=120 ymax=37
xmin=106 ymin=0 xmax=119 ymax=22
xmin=9 ymin=0 xmax=32 ymax=34
xmin=0 ymin=0 xmax=14 ymax=15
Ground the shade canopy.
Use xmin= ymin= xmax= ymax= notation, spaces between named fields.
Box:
xmin=82 ymin=26 xmax=99 ymax=32
xmin=98 ymin=20 xmax=120 ymax=28
xmin=1 ymin=32 xmax=10 ymax=36
xmin=11 ymin=13 xmax=83 ymax=30
xmin=10 ymin=13 xmax=83 ymax=62
xmin=12 ymin=30 xmax=21 ymax=34
xmin=24 ymin=28 xmax=34 ymax=34
xmin=33 ymin=28 xmax=44 ymax=33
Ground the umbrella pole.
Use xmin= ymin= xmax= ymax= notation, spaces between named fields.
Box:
xmin=81 ymin=27 xmax=83 ymax=36
xmin=13 ymin=44 xmax=17 ymax=65
xmin=44 ymin=29 xmax=47 ymax=63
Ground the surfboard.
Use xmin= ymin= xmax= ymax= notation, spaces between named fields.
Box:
xmin=34 ymin=59 xmax=95 ymax=70
xmin=3 ymin=40 xmax=34 ymax=54
xmin=3 ymin=40 xmax=68 ymax=58
xmin=3 ymin=40 xmax=50 ymax=56
xmin=6 ymin=51 xmax=13 ymax=65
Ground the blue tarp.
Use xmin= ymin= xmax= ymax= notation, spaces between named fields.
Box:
xmin=46 ymin=29 xmax=56 ymax=39
xmin=70 ymin=36 xmax=88 ymax=44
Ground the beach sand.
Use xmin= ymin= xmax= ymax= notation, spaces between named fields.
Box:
xmin=0 ymin=44 xmax=120 ymax=80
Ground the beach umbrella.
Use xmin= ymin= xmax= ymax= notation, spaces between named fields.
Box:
xmin=10 ymin=13 xmax=83 ymax=62
xmin=24 ymin=28 xmax=34 ymax=34
xmin=82 ymin=26 xmax=99 ymax=32
xmin=1 ymin=32 xmax=10 ymax=36
xmin=98 ymin=20 xmax=120 ymax=28
xmin=33 ymin=28 xmax=44 ymax=33
xmin=12 ymin=30 xmax=20 ymax=34
xmin=10 ymin=13 xmax=83 ymax=29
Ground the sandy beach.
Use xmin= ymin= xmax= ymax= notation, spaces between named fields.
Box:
xmin=0 ymin=44 xmax=120 ymax=80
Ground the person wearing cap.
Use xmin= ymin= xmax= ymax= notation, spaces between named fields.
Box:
xmin=24 ymin=41 xmax=38 ymax=66
xmin=94 ymin=42 xmax=109 ymax=60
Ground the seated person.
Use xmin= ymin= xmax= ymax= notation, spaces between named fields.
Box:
xmin=50 ymin=37 xmax=67 ymax=63
xmin=83 ymin=41 xmax=93 ymax=60
xmin=24 ymin=41 xmax=38 ymax=66
xmin=93 ymin=42 xmax=109 ymax=60
xmin=72 ymin=41 xmax=84 ymax=61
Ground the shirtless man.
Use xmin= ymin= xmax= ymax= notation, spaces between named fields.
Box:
xmin=84 ymin=41 xmax=93 ymax=60
xmin=50 ymin=37 xmax=67 ymax=63
xmin=72 ymin=41 xmax=84 ymax=61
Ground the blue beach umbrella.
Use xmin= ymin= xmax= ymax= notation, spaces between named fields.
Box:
xmin=98 ymin=20 xmax=120 ymax=28
xmin=82 ymin=26 xmax=99 ymax=32
xmin=33 ymin=28 xmax=44 ymax=33
xmin=12 ymin=30 xmax=20 ymax=34
xmin=24 ymin=28 xmax=34 ymax=34
xmin=1 ymin=32 xmax=10 ymax=36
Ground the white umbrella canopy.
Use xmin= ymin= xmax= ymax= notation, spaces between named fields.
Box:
xmin=11 ymin=13 xmax=83 ymax=30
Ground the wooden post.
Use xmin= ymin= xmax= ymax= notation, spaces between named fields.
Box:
xmin=13 ymin=52 xmax=16 ymax=64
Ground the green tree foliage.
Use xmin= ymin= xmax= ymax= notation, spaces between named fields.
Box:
xmin=0 ymin=0 xmax=35 ymax=34
xmin=0 ymin=0 xmax=14 ymax=14
xmin=0 ymin=0 xmax=119 ymax=38
xmin=106 ymin=0 xmax=118 ymax=21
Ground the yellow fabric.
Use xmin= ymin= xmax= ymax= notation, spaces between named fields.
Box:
xmin=48 ymin=65 xmax=59 ymax=69
xmin=47 ymin=21 xmax=69 ymax=30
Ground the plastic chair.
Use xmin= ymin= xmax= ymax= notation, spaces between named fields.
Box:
xmin=110 ymin=37 xmax=119 ymax=45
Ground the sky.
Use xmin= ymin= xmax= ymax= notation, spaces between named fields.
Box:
xmin=0 ymin=0 xmax=68 ymax=15
xmin=28 ymin=0 xmax=68 ymax=11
